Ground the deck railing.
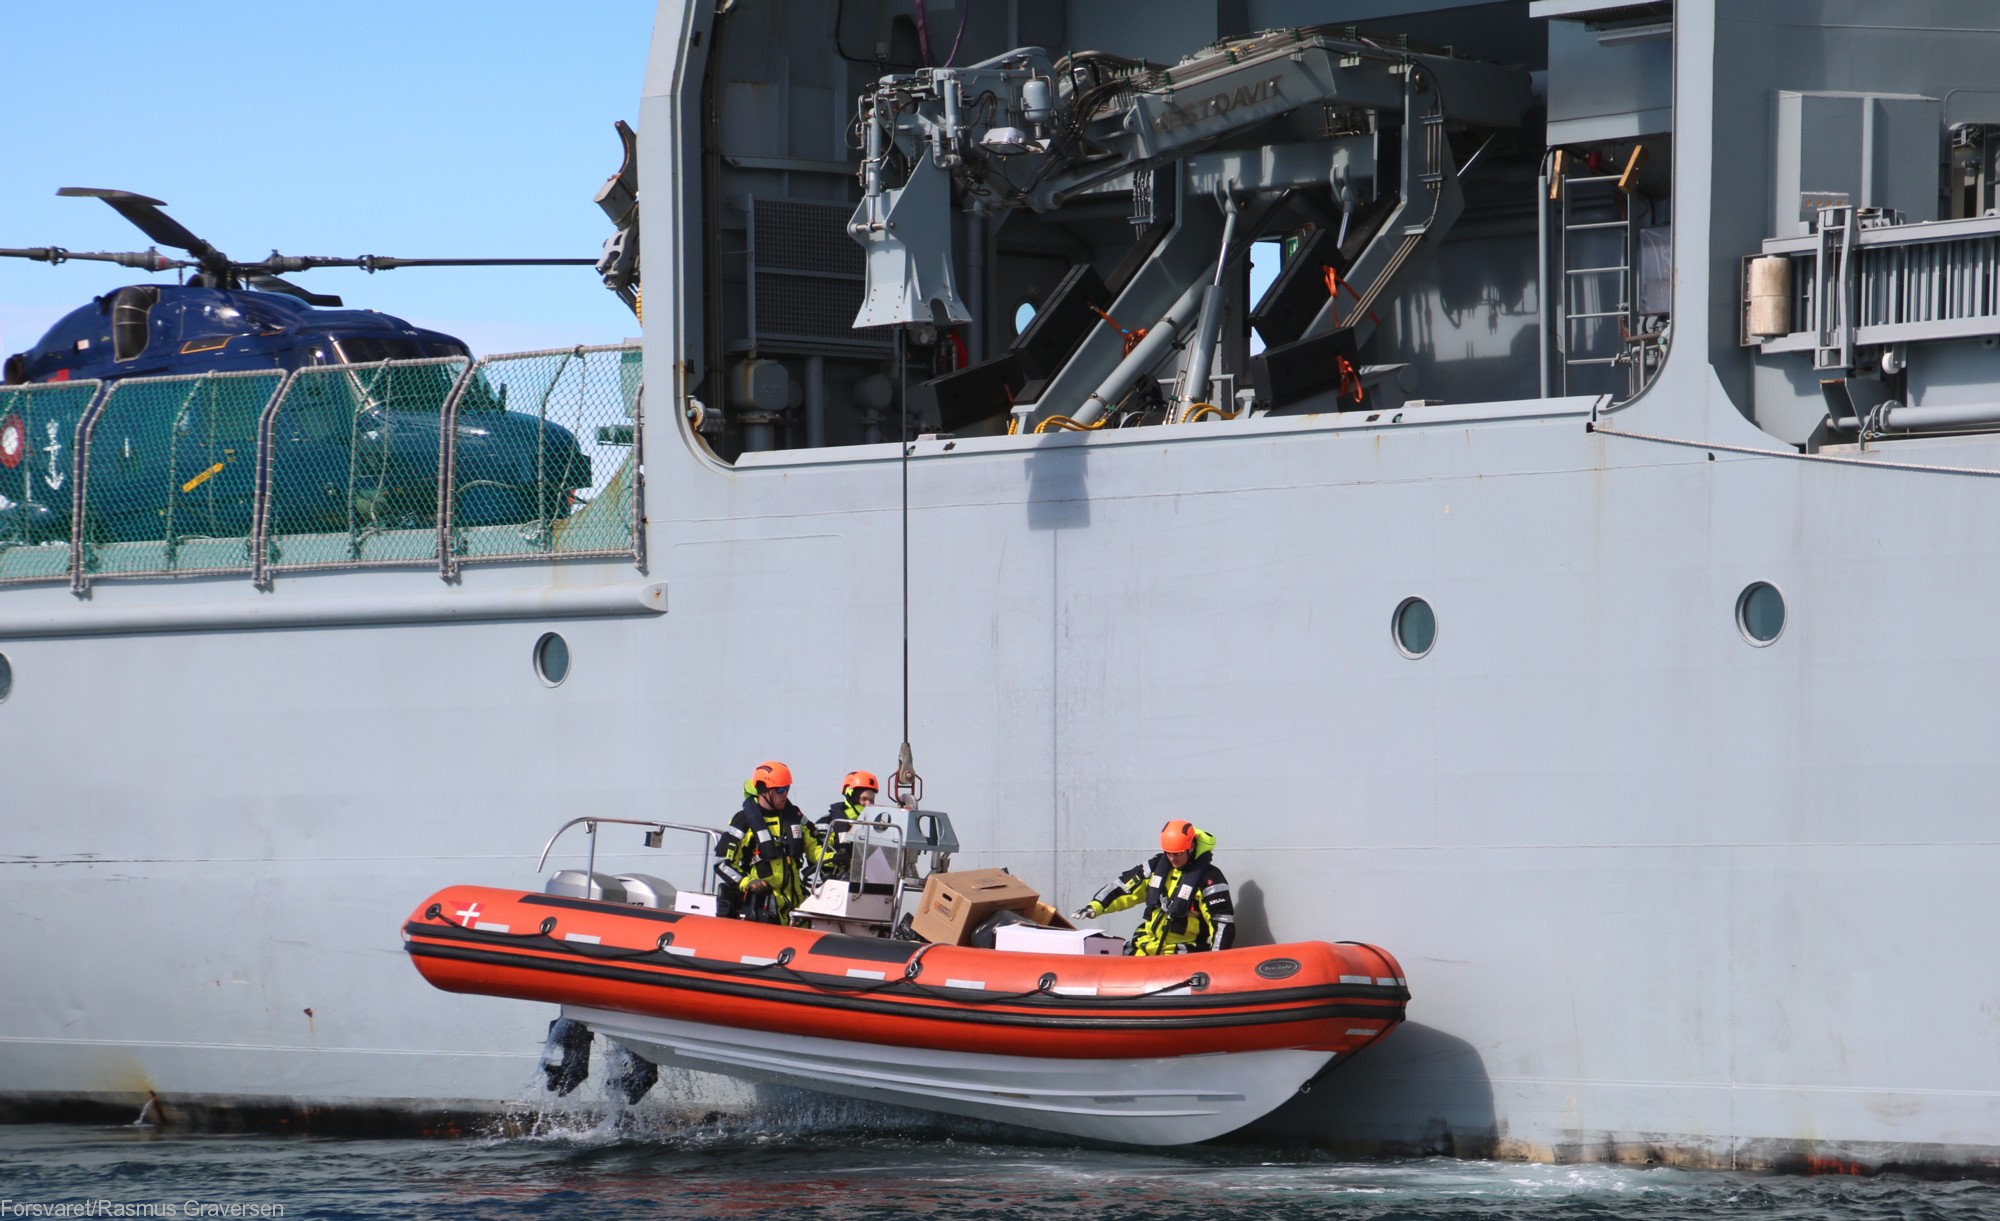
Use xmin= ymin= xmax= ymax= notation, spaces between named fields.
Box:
xmin=0 ymin=344 xmax=643 ymax=591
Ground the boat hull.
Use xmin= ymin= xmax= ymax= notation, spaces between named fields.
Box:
xmin=568 ymin=1003 xmax=1337 ymax=1145
xmin=401 ymin=885 xmax=1408 ymax=1141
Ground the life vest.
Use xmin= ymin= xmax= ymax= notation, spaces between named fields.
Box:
xmin=1129 ymin=857 xmax=1220 ymax=954
xmin=716 ymin=796 xmax=823 ymax=920
xmin=1089 ymin=826 xmax=1235 ymax=956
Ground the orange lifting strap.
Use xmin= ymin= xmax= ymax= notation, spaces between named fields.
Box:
xmin=1089 ymin=305 xmax=1148 ymax=356
xmin=1321 ymin=267 xmax=1366 ymax=404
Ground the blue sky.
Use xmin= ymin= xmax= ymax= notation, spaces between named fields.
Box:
xmin=0 ymin=2 xmax=656 ymax=363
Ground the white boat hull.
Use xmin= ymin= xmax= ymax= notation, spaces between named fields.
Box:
xmin=565 ymin=1004 xmax=1335 ymax=1146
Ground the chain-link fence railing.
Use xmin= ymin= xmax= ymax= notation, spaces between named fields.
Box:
xmin=0 ymin=380 xmax=100 ymax=585
xmin=3 ymin=346 xmax=643 ymax=592
xmin=260 ymin=357 xmax=467 ymax=574
xmin=76 ymin=371 xmax=283 ymax=580
xmin=445 ymin=344 xmax=641 ymax=570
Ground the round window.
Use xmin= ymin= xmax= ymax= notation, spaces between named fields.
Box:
xmin=1393 ymin=597 xmax=1437 ymax=659
xmin=1737 ymin=582 xmax=1785 ymax=645
xmin=1013 ymin=300 xmax=1038 ymax=336
xmin=534 ymin=632 xmax=570 ymax=687
xmin=0 ymin=652 xmax=11 ymax=703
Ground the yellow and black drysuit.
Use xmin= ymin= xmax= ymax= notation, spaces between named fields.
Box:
xmin=715 ymin=787 xmax=825 ymax=923
xmin=1079 ymin=826 xmax=1236 ymax=955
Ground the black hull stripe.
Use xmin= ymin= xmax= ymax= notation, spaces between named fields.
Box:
xmin=803 ymin=933 xmax=924 ymax=965
xmin=404 ymin=921 xmax=1412 ymax=1010
xmin=405 ymin=940 xmax=1406 ymax=1034
xmin=519 ymin=893 xmax=686 ymax=923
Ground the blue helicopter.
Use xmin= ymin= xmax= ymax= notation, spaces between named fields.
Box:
xmin=1 ymin=188 xmax=600 ymax=544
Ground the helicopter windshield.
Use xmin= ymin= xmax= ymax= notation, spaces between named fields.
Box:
xmin=323 ymin=337 xmax=511 ymax=415
xmin=333 ymin=337 xmax=469 ymax=364
xmin=325 ymin=338 xmax=473 ymax=416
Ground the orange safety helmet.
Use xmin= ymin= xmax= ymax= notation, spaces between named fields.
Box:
xmin=842 ymin=769 xmax=880 ymax=795
xmin=751 ymin=760 xmax=793 ymax=791
xmin=1160 ymin=819 xmax=1196 ymax=854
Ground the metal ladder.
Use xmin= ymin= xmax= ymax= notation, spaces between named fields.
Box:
xmin=1554 ymin=163 xmax=1636 ymax=396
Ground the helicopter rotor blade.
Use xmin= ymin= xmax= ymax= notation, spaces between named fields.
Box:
xmin=245 ymin=275 xmax=343 ymax=308
xmin=242 ymin=255 xmax=595 ymax=273
xmin=57 ymin=188 xmax=236 ymax=283
xmin=25 ymin=189 xmax=592 ymax=309
xmin=0 ymin=245 xmax=74 ymax=265
xmin=0 ymin=246 xmax=193 ymax=271
xmin=233 ymin=253 xmax=593 ymax=277
xmin=350 ymin=256 xmax=597 ymax=271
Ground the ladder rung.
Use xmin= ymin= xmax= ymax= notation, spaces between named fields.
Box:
xmin=1564 ymin=357 xmax=1622 ymax=366
xmin=1564 ymin=174 xmax=1622 ymax=184
xmin=1567 ymin=309 xmax=1629 ymax=320
xmin=1564 ymin=221 xmax=1628 ymax=231
xmin=1565 ymin=266 xmax=1629 ymax=276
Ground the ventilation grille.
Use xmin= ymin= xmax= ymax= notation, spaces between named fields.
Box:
xmin=750 ymin=199 xmax=890 ymax=352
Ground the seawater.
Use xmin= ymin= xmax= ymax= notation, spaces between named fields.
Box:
xmin=2 ymin=1096 xmax=1995 ymax=1221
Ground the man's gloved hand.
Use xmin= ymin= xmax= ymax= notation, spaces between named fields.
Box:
xmin=1071 ymin=904 xmax=1097 ymax=921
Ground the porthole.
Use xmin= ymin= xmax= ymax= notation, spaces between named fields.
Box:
xmin=0 ymin=652 xmax=11 ymax=703
xmin=1736 ymin=582 xmax=1785 ymax=645
xmin=1013 ymin=300 xmax=1038 ymax=336
xmin=533 ymin=632 xmax=570 ymax=687
xmin=1393 ymin=597 xmax=1437 ymax=659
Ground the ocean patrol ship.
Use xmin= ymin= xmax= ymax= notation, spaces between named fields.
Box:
xmin=5 ymin=0 xmax=1999 ymax=1172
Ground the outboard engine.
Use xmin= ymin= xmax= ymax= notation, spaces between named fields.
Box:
xmin=603 ymin=1041 xmax=660 ymax=1104
xmin=540 ymin=1016 xmax=593 ymax=1096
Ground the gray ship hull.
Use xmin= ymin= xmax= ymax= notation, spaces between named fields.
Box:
xmin=5 ymin=0 xmax=2000 ymax=1174
xmin=8 ymin=395 xmax=1996 ymax=1168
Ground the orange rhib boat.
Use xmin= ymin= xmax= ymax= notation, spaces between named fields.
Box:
xmin=403 ymin=813 xmax=1410 ymax=1144
xmin=406 ymin=885 xmax=1406 ymax=1061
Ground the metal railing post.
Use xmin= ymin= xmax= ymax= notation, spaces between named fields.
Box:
xmin=67 ymin=382 xmax=112 ymax=596
xmin=251 ymin=369 xmax=300 ymax=588
xmin=435 ymin=359 xmax=478 ymax=580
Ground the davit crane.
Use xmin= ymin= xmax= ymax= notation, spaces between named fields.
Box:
xmin=846 ymin=28 xmax=1531 ymax=425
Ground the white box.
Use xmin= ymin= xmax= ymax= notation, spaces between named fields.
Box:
xmin=793 ymin=877 xmax=895 ymax=922
xmin=991 ymin=924 xmax=1124 ymax=956
xmin=672 ymin=892 xmax=719 ymax=916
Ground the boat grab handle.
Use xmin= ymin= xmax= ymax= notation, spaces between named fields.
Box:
xmin=535 ymin=817 xmax=724 ymax=892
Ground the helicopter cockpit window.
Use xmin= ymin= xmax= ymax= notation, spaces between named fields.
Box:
xmin=110 ymin=286 xmax=160 ymax=362
xmin=334 ymin=338 xmax=428 ymax=364
xmin=331 ymin=337 xmax=472 ymax=415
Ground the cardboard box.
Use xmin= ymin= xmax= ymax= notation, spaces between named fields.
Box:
xmin=910 ymin=868 xmax=1040 ymax=946
xmin=1025 ymin=900 xmax=1076 ymax=930
xmin=991 ymin=923 xmax=1124 ymax=956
